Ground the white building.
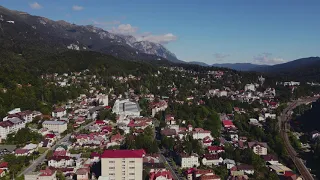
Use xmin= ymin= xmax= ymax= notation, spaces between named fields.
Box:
xmin=248 ymin=142 xmax=268 ymax=155
xmin=245 ymin=84 xmax=256 ymax=92
xmin=48 ymin=156 xmax=74 ymax=168
xmin=97 ymin=94 xmax=109 ymax=106
xmin=51 ymin=108 xmax=66 ymax=118
xmin=101 ymin=149 xmax=145 ymax=180
xmin=202 ymin=154 xmax=223 ymax=166
xmin=42 ymin=121 xmax=67 ymax=134
xmin=112 ymin=99 xmax=140 ymax=117
xmin=0 ymin=117 xmax=26 ymax=140
xmin=179 ymin=154 xmax=200 ymax=168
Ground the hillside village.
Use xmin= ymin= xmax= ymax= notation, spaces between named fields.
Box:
xmin=0 ymin=66 xmax=319 ymax=180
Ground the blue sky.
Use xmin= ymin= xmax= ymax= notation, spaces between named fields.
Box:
xmin=1 ymin=0 xmax=320 ymax=64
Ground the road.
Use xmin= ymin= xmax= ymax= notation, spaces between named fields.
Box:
xmin=159 ymin=153 xmax=180 ymax=180
xmin=279 ymin=97 xmax=318 ymax=180
xmin=19 ymin=121 xmax=95 ymax=176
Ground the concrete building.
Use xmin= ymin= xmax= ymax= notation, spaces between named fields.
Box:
xmin=248 ymin=142 xmax=268 ymax=156
xmin=112 ymin=99 xmax=140 ymax=117
xmin=101 ymin=149 xmax=146 ymax=180
xmin=0 ymin=117 xmax=26 ymax=140
xmin=244 ymin=84 xmax=256 ymax=92
xmin=179 ymin=153 xmax=199 ymax=168
xmin=42 ymin=121 xmax=67 ymax=134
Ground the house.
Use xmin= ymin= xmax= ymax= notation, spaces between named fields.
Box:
xmin=236 ymin=164 xmax=255 ymax=175
xmin=90 ymin=152 xmax=100 ymax=163
xmin=149 ymin=169 xmax=173 ymax=180
xmin=0 ymin=162 xmax=8 ymax=171
xmin=0 ymin=145 xmax=16 ymax=158
xmin=269 ymin=163 xmax=292 ymax=175
xmin=15 ymin=148 xmax=31 ymax=156
xmin=192 ymin=128 xmax=212 ymax=140
xmin=24 ymin=168 xmax=57 ymax=180
xmin=202 ymin=154 xmax=223 ymax=166
xmin=48 ymin=156 xmax=74 ymax=168
xmin=248 ymin=141 xmax=268 ymax=155
xmin=52 ymin=107 xmax=67 ymax=118
xmin=222 ymin=120 xmax=236 ymax=129
xmin=76 ymin=168 xmax=90 ymax=180
xmin=0 ymin=169 xmax=5 ymax=177
xmin=262 ymin=154 xmax=278 ymax=165
xmin=223 ymin=159 xmax=236 ymax=169
xmin=165 ymin=115 xmax=176 ymax=125
xmin=161 ymin=129 xmax=176 ymax=138
xmin=207 ymin=146 xmax=224 ymax=154
xmin=179 ymin=153 xmax=199 ymax=168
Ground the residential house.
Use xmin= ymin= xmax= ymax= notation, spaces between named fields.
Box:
xmin=76 ymin=168 xmax=90 ymax=180
xmin=207 ymin=146 xmax=224 ymax=154
xmin=149 ymin=169 xmax=173 ymax=180
xmin=202 ymin=154 xmax=223 ymax=166
xmin=48 ymin=156 xmax=74 ymax=168
xmin=52 ymin=108 xmax=67 ymax=118
xmin=223 ymin=159 xmax=236 ymax=169
xmin=236 ymin=164 xmax=255 ymax=175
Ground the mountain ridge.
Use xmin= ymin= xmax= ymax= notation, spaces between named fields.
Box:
xmin=0 ymin=5 xmax=180 ymax=63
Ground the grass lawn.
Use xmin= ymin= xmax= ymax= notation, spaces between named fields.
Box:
xmin=38 ymin=147 xmax=48 ymax=154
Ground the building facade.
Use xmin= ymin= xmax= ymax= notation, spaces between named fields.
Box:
xmin=42 ymin=121 xmax=67 ymax=134
xmin=101 ymin=149 xmax=145 ymax=180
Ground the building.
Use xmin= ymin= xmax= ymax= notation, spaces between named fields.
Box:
xmin=244 ymin=84 xmax=256 ymax=92
xmin=42 ymin=121 xmax=67 ymax=134
xmin=248 ymin=141 xmax=268 ymax=155
xmin=179 ymin=153 xmax=199 ymax=168
xmin=112 ymin=99 xmax=141 ymax=117
xmin=52 ymin=107 xmax=66 ymax=118
xmin=24 ymin=169 xmax=57 ymax=180
xmin=101 ymin=149 xmax=146 ymax=180
xmin=202 ymin=154 xmax=223 ymax=166
xmin=0 ymin=117 xmax=26 ymax=140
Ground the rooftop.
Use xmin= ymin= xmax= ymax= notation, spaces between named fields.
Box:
xmin=101 ymin=149 xmax=146 ymax=158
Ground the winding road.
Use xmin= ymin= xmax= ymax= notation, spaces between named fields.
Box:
xmin=279 ymin=97 xmax=318 ymax=180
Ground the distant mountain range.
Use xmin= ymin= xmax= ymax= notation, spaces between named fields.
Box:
xmin=0 ymin=6 xmax=182 ymax=63
xmin=211 ymin=63 xmax=269 ymax=71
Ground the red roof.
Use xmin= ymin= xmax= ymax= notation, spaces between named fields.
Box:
xmin=95 ymin=120 xmax=105 ymax=125
xmin=223 ymin=120 xmax=234 ymax=126
xmin=90 ymin=152 xmax=100 ymax=158
xmin=101 ymin=149 xmax=146 ymax=158
xmin=15 ymin=149 xmax=29 ymax=154
xmin=208 ymin=146 xmax=224 ymax=151
xmin=53 ymin=150 xmax=67 ymax=157
xmin=283 ymin=171 xmax=295 ymax=177
xmin=46 ymin=134 xmax=56 ymax=139
xmin=0 ymin=162 xmax=8 ymax=168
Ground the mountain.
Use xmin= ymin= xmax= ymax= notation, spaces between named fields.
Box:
xmin=211 ymin=63 xmax=269 ymax=71
xmin=253 ymin=57 xmax=320 ymax=81
xmin=0 ymin=6 xmax=179 ymax=63
xmin=188 ymin=61 xmax=209 ymax=66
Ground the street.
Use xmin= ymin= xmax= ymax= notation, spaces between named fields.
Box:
xmin=19 ymin=121 xmax=95 ymax=177
xmin=159 ymin=153 xmax=181 ymax=180
xmin=279 ymin=97 xmax=318 ymax=180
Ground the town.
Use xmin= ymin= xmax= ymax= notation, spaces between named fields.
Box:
xmin=0 ymin=66 xmax=319 ymax=180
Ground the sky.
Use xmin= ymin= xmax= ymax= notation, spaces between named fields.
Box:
xmin=1 ymin=0 xmax=320 ymax=65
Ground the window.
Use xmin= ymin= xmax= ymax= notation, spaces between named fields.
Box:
xmin=109 ymin=173 xmax=115 ymax=176
xmin=129 ymin=173 xmax=135 ymax=175
xmin=109 ymin=161 xmax=115 ymax=163
xmin=129 ymin=167 xmax=135 ymax=169
xmin=122 ymin=172 xmax=125 ymax=175
xmin=129 ymin=161 xmax=135 ymax=163
xmin=122 ymin=167 xmax=125 ymax=169
xmin=109 ymin=167 xmax=115 ymax=169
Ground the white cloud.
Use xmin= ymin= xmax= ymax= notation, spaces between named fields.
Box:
xmin=213 ymin=53 xmax=230 ymax=60
xmin=253 ymin=53 xmax=286 ymax=65
xmin=72 ymin=5 xmax=84 ymax=11
xmin=137 ymin=33 xmax=177 ymax=44
xmin=111 ymin=24 xmax=138 ymax=35
xmin=110 ymin=23 xmax=177 ymax=44
xmin=29 ymin=2 xmax=42 ymax=9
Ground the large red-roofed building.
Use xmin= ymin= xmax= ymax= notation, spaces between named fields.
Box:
xmin=101 ymin=149 xmax=146 ymax=180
